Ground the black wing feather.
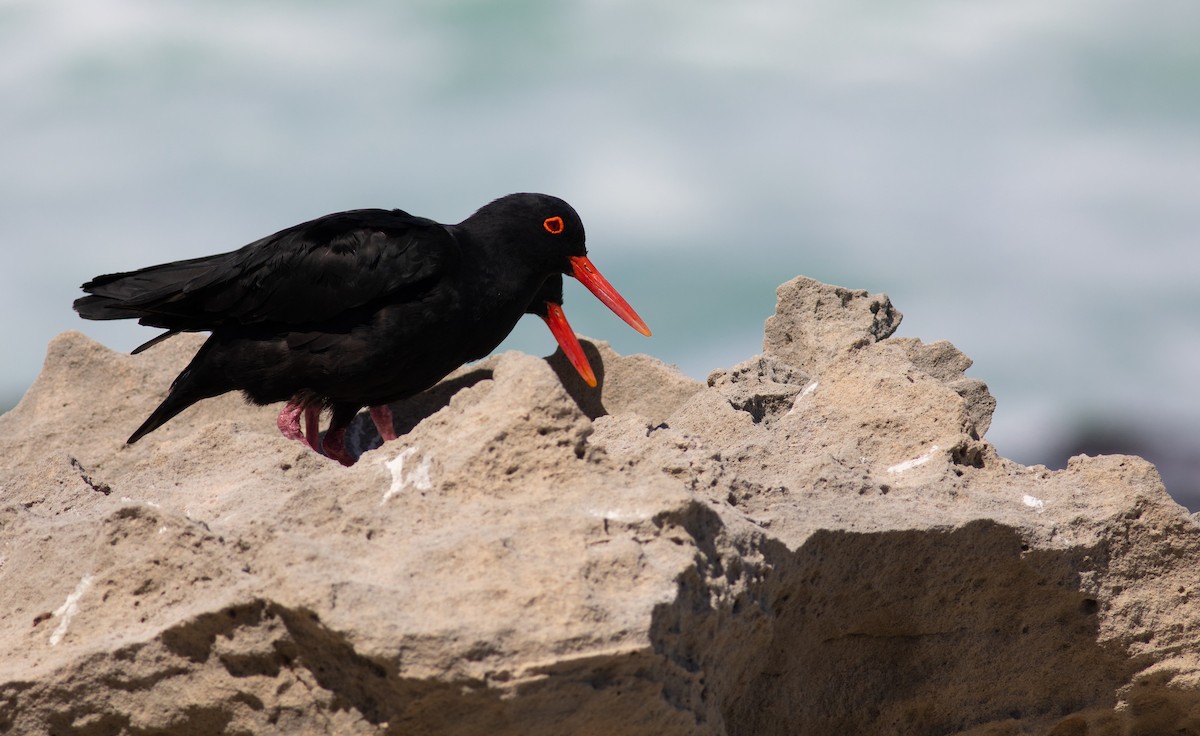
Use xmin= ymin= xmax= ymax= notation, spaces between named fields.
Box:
xmin=75 ymin=209 xmax=456 ymax=331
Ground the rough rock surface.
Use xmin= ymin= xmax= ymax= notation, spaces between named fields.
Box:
xmin=2 ymin=276 xmax=1198 ymax=735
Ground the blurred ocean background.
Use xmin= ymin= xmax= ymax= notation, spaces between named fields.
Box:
xmin=2 ymin=0 xmax=1197 ymax=506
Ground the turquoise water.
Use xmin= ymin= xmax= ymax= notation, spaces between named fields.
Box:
xmin=3 ymin=0 xmax=1198 ymax=502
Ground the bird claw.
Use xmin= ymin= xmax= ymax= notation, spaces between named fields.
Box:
xmin=278 ymin=400 xmax=325 ymax=454
xmin=321 ymin=425 xmax=356 ymax=466
xmin=276 ymin=402 xmax=306 ymax=442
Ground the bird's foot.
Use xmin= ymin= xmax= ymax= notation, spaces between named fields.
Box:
xmin=321 ymin=425 xmax=356 ymax=467
xmin=276 ymin=401 xmax=305 ymax=442
xmin=369 ymin=405 xmax=398 ymax=442
xmin=279 ymin=400 xmax=326 ymax=453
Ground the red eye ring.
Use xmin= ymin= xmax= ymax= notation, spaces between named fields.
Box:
xmin=543 ymin=216 xmax=564 ymax=234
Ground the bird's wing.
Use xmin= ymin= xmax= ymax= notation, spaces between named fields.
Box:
xmin=78 ymin=209 xmax=458 ymax=329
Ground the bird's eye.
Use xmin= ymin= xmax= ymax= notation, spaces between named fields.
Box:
xmin=543 ymin=216 xmax=564 ymax=234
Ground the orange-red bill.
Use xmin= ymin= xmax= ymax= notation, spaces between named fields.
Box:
xmin=541 ymin=302 xmax=597 ymax=387
xmin=568 ymin=255 xmax=652 ymax=337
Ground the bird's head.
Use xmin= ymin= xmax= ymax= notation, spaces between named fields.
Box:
xmin=462 ymin=193 xmax=651 ymax=387
xmin=466 ymin=193 xmax=652 ymax=341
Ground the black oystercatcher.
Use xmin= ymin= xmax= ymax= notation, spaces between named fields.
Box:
xmin=74 ymin=193 xmax=650 ymax=465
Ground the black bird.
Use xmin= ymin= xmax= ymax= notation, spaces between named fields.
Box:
xmin=74 ymin=193 xmax=650 ymax=465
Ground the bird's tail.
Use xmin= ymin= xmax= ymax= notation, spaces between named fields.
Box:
xmin=74 ymin=253 xmax=230 ymax=323
xmin=127 ymin=343 xmax=229 ymax=444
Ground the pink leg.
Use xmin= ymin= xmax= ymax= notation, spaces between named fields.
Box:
xmin=370 ymin=405 xmax=398 ymax=442
xmin=321 ymin=424 xmax=355 ymax=467
xmin=276 ymin=401 xmax=305 ymax=442
xmin=303 ymin=405 xmax=322 ymax=451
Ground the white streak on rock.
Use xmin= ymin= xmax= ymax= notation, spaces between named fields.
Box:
xmin=787 ymin=381 xmax=819 ymax=415
xmin=383 ymin=447 xmax=433 ymax=504
xmin=587 ymin=507 xmax=654 ymax=523
xmin=1023 ymin=495 xmax=1046 ymax=513
xmin=887 ymin=445 xmax=940 ymax=474
xmin=49 ymin=575 xmax=94 ymax=646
